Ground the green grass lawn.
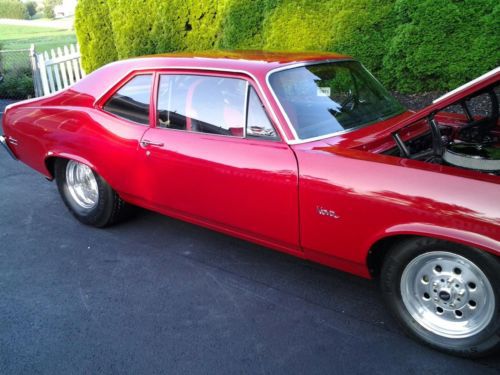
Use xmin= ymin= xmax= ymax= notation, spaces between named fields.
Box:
xmin=0 ymin=24 xmax=77 ymax=53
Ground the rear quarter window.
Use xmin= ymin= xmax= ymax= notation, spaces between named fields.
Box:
xmin=103 ymin=75 xmax=153 ymax=125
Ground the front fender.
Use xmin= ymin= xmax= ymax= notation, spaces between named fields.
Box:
xmin=367 ymin=223 xmax=500 ymax=258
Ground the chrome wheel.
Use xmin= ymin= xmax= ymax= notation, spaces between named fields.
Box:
xmin=65 ymin=160 xmax=99 ymax=209
xmin=401 ymin=251 xmax=495 ymax=339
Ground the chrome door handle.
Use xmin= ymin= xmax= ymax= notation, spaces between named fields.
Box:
xmin=140 ymin=139 xmax=164 ymax=148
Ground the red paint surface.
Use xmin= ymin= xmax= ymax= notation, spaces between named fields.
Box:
xmin=2 ymin=52 xmax=499 ymax=278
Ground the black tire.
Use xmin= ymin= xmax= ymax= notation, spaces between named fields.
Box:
xmin=55 ymin=158 xmax=131 ymax=227
xmin=380 ymin=237 xmax=500 ymax=358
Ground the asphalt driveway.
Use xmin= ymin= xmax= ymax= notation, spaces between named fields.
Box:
xmin=1 ymin=114 xmax=499 ymax=374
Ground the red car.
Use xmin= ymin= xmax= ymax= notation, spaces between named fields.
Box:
xmin=1 ymin=52 xmax=499 ymax=357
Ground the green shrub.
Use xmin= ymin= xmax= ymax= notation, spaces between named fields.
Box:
xmin=257 ymin=0 xmax=395 ymax=78
xmin=75 ymin=0 xmax=118 ymax=73
xmin=383 ymin=0 xmax=500 ymax=92
xmin=75 ymin=0 xmax=500 ymax=93
xmin=326 ymin=0 xmax=396 ymax=78
xmin=262 ymin=0 xmax=337 ymax=51
xmin=0 ymin=0 xmax=28 ymax=19
xmin=0 ymin=68 xmax=34 ymax=99
xmin=105 ymin=0 xmax=230 ymax=59
xmin=105 ymin=0 xmax=185 ymax=58
xmin=219 ymin=0 xmax=280 ymax=49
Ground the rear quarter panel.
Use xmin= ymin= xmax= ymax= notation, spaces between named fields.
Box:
xmin=2 ymin=101 xmax=148 ymax=198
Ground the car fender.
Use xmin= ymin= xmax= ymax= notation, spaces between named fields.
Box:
xmin=366 ymin=222 xmax=500 ymax=258
xmin=44 ymin=151 xmax=103 ymax=181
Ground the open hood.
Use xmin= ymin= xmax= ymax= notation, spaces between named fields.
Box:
xmin=382 ymin=67 xmax=500 ymax=174
xmin=391 ymin=67 xmax=499 ymax=132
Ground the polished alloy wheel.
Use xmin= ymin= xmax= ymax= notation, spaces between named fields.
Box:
xmin=65 ymin=160 xmax=99 ymax=209
xmin=400 ymin=251 xmax=495 ymax=339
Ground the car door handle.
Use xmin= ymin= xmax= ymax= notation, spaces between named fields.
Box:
xmin=140 ymin=139 xmax=164 ymax=148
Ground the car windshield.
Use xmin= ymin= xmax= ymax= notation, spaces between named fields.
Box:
xmin=268 ymin=61 xmax=405 ymax=140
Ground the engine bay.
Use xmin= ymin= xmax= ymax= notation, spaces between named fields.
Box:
xmin=386 ymin=81 xmax=499 ymax=175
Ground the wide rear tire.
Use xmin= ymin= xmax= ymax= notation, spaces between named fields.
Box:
xmin=55 ymin=158 xmax=130 ymax=227
xmin=380 ymin=238 xmax=500 ymax=358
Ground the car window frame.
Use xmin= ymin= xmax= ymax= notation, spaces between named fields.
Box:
xmin=153 ymin=70 xmax=282 ymax=142
xmin=245 ymin=84 xmax=281 ymax=141
xmin=155 ymin=73 xmax=249 ymax=138
xmin=97 ymin=70 xmax=157 ymax=127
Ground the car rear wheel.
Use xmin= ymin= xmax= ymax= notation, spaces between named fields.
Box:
xmin=380 ymin=238 xmax=500 ymax=358
xmin=55 ymin=159 xmax=130 ymax=227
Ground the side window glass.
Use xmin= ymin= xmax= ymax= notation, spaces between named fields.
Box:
xmin=247 ymin=87 xmax=278 ymax=139
xmin=157 ymin=75 xmax=189 ymax=130
xmin=103 ymin=75 xmax=152 ymax=125
xmin=157 ymin=75 xmax=246 ymax=137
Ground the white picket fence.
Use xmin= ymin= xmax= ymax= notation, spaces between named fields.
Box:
xmin=30 ymin=43 xmax=85 ymax=97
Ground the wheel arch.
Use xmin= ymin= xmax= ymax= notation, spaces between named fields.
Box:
xmin=366 ymin=224 xmax=500 ymax=278
xmin=44 ymin=152 xmax=101 ymax=181
xmin=367 ymin=234 xmax=416 ymax=278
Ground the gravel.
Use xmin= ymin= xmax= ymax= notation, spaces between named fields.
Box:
xmin=393 ymin=87 xmax=498 ymax=116
xmin=392 ymin=91 xmax=443 ymax=111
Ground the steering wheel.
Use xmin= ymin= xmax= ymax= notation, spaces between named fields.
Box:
xmin=340 ymin=90 xmax=358 ymax=112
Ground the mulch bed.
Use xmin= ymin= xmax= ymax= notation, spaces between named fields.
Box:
xmin=392 ymin=92 xmax=443 ymax=111
xmin=392 ymin=88 xmax=497 ymax=115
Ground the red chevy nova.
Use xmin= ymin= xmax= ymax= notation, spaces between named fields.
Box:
xmin=1 ymin=51 xmax=499 ymax=357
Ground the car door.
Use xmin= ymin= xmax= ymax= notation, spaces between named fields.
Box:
xmin=139 ymin=72 xmax=299 ymax=249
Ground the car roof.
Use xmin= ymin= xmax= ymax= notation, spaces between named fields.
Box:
xmin=112 ymin=50 xmax=353 ymax=75
xmin=71 ymin=50 xmax=353 ymax=117
xmin=142 ymin=50 xmax=351 ymax=65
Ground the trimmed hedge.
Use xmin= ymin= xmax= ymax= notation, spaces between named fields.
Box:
xmin=0 ymin=0 xmax=28 ymax=19
xmin=219 ymin=0 xmax=280 ymax=49
xmin=105 ymin=0 xmax=185 ymax=58
xmin=75 ymin=0 xmax=500 ymax=93
xmin=74 ymin=0 xmax=117 ymax=73
xmin=259 ymin=0 xmax=396 ymax=77
xmin=383 ymin=0 xmax=500 ymax=92
xmin=104 ymin=0 xmax=230 ymax=57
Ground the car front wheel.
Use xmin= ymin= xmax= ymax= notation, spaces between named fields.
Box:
xmin=381 ymin=238 xmax=500 ymax=358
xmin=55 ymin=159 xmax=130 ymax=227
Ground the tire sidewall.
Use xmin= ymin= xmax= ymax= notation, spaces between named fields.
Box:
xmin=381 ymin=238 xmax=500 ymax=358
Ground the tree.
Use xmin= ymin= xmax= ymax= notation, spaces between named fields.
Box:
xmin=0 ymin=0 xmax=28 ymax=19
xmin=43 ymin=0 xmax=62 ymax=19
xmin=26 ymin=1 xmax=37 ymax=18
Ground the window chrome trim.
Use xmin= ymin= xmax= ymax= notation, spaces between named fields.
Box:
xmin=243 ymin=81 xmax=249 ymax=139
xmin=264 ymin=59 xmax=404 ymax=145
xmin=94 ymin=65 xmax=291 ymax=143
